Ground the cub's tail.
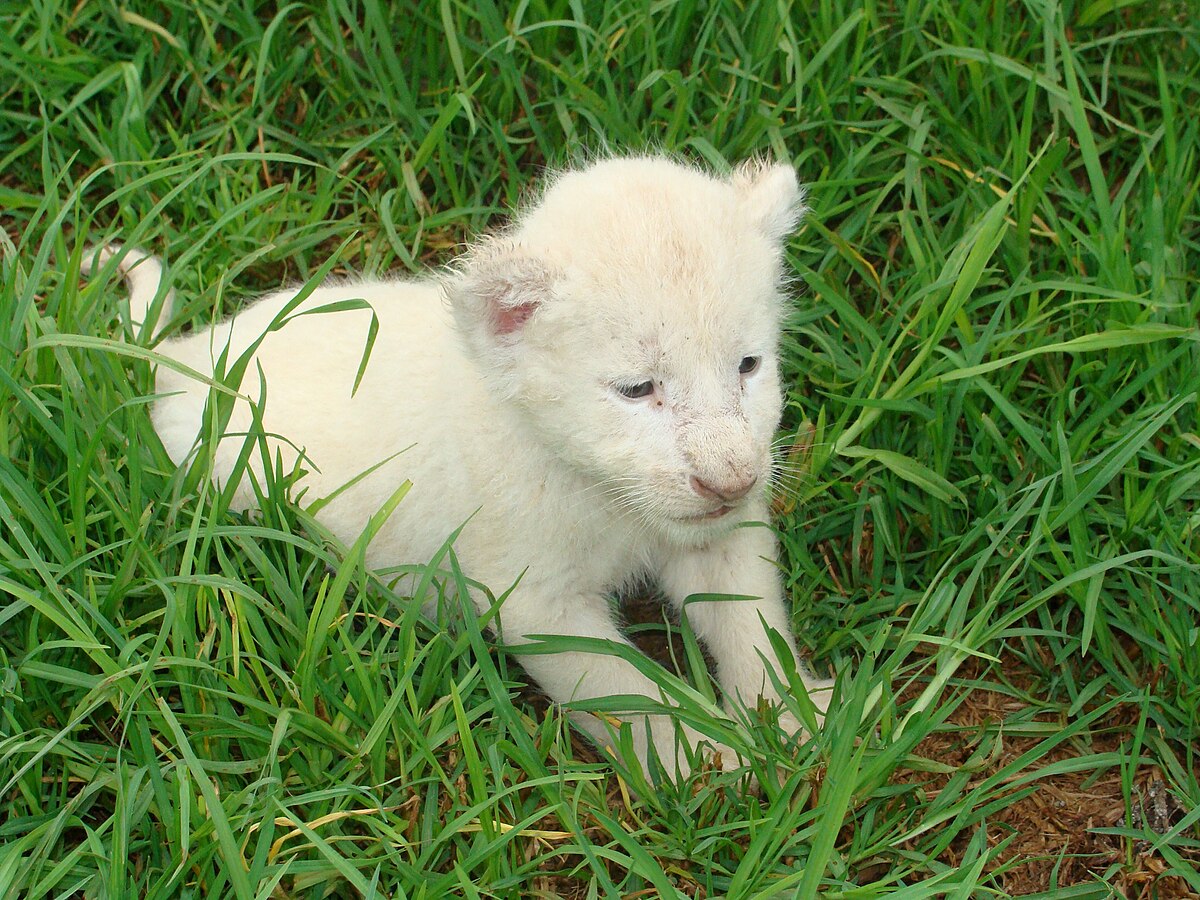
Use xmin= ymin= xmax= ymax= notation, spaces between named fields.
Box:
xmin=83 ymin=244 xmax=174 ymax=341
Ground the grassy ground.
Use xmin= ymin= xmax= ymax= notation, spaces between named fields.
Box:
xmin=2 ymin=0 xmax=1199 ymax=896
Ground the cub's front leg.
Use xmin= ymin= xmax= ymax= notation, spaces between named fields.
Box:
xmin=496 ymin=587 xmax=738 ymax=780
xmin=658 ymin=510 xmax=834 ymax=732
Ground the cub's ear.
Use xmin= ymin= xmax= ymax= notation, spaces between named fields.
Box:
xmin=445 ymin=239 xmax=557 ymax=348
xmin=731 ymin=159 xmax=808 ymax=243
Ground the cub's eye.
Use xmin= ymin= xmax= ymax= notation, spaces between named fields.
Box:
xmin=617 ymin=380 xmax=655 ymax=400
xmin=738 ymin=355 xmax=762 ymax=375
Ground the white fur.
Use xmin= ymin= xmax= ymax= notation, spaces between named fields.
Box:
xmin=102 ymin=156 xmax=833 ymax=779
xmin=84 ymin=245 xmax=174 ymax=340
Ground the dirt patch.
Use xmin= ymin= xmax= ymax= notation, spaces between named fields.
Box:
xmin=904 ymin=659 xmax=1198 ymax=897
xmin=515 ymin=598 xmax=1199 ymax=896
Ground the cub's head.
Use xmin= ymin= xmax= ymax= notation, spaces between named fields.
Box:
xmin=448 ymin=156 xmax=805 ymax=541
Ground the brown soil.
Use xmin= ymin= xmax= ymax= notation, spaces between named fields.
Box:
xmin=899 ymin=658 xmax=1198 ymax=898
xmin=520 ymin=596 xmax=1200 ymax=898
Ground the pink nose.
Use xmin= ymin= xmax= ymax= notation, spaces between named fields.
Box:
xmin=690 ymin=474 xmax=758 ymax=503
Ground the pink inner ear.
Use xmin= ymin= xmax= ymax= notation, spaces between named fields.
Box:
xmin=493 ymin=301 xmax=538 ymax=335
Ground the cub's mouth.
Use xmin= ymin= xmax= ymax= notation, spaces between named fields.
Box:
xmin=683 ymin=504 xmax=738 ymax=522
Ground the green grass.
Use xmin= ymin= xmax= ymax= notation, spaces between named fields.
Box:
xmin=2 ymin=0 xmax=1199 ymax=896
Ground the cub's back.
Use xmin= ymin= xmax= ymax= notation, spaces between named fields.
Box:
xmin=151 ymin=278 xmax=468 ymax=508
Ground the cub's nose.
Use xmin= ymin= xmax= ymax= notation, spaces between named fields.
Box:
xmin=689 ymin=474 xmax=758 ymax=503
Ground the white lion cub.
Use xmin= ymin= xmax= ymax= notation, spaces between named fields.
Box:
xmin=100 ymin=156 xmax=832 ymax=779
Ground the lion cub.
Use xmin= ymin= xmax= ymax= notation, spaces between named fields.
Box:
xmin=99 ymin=156 xmax=832 ymax=779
